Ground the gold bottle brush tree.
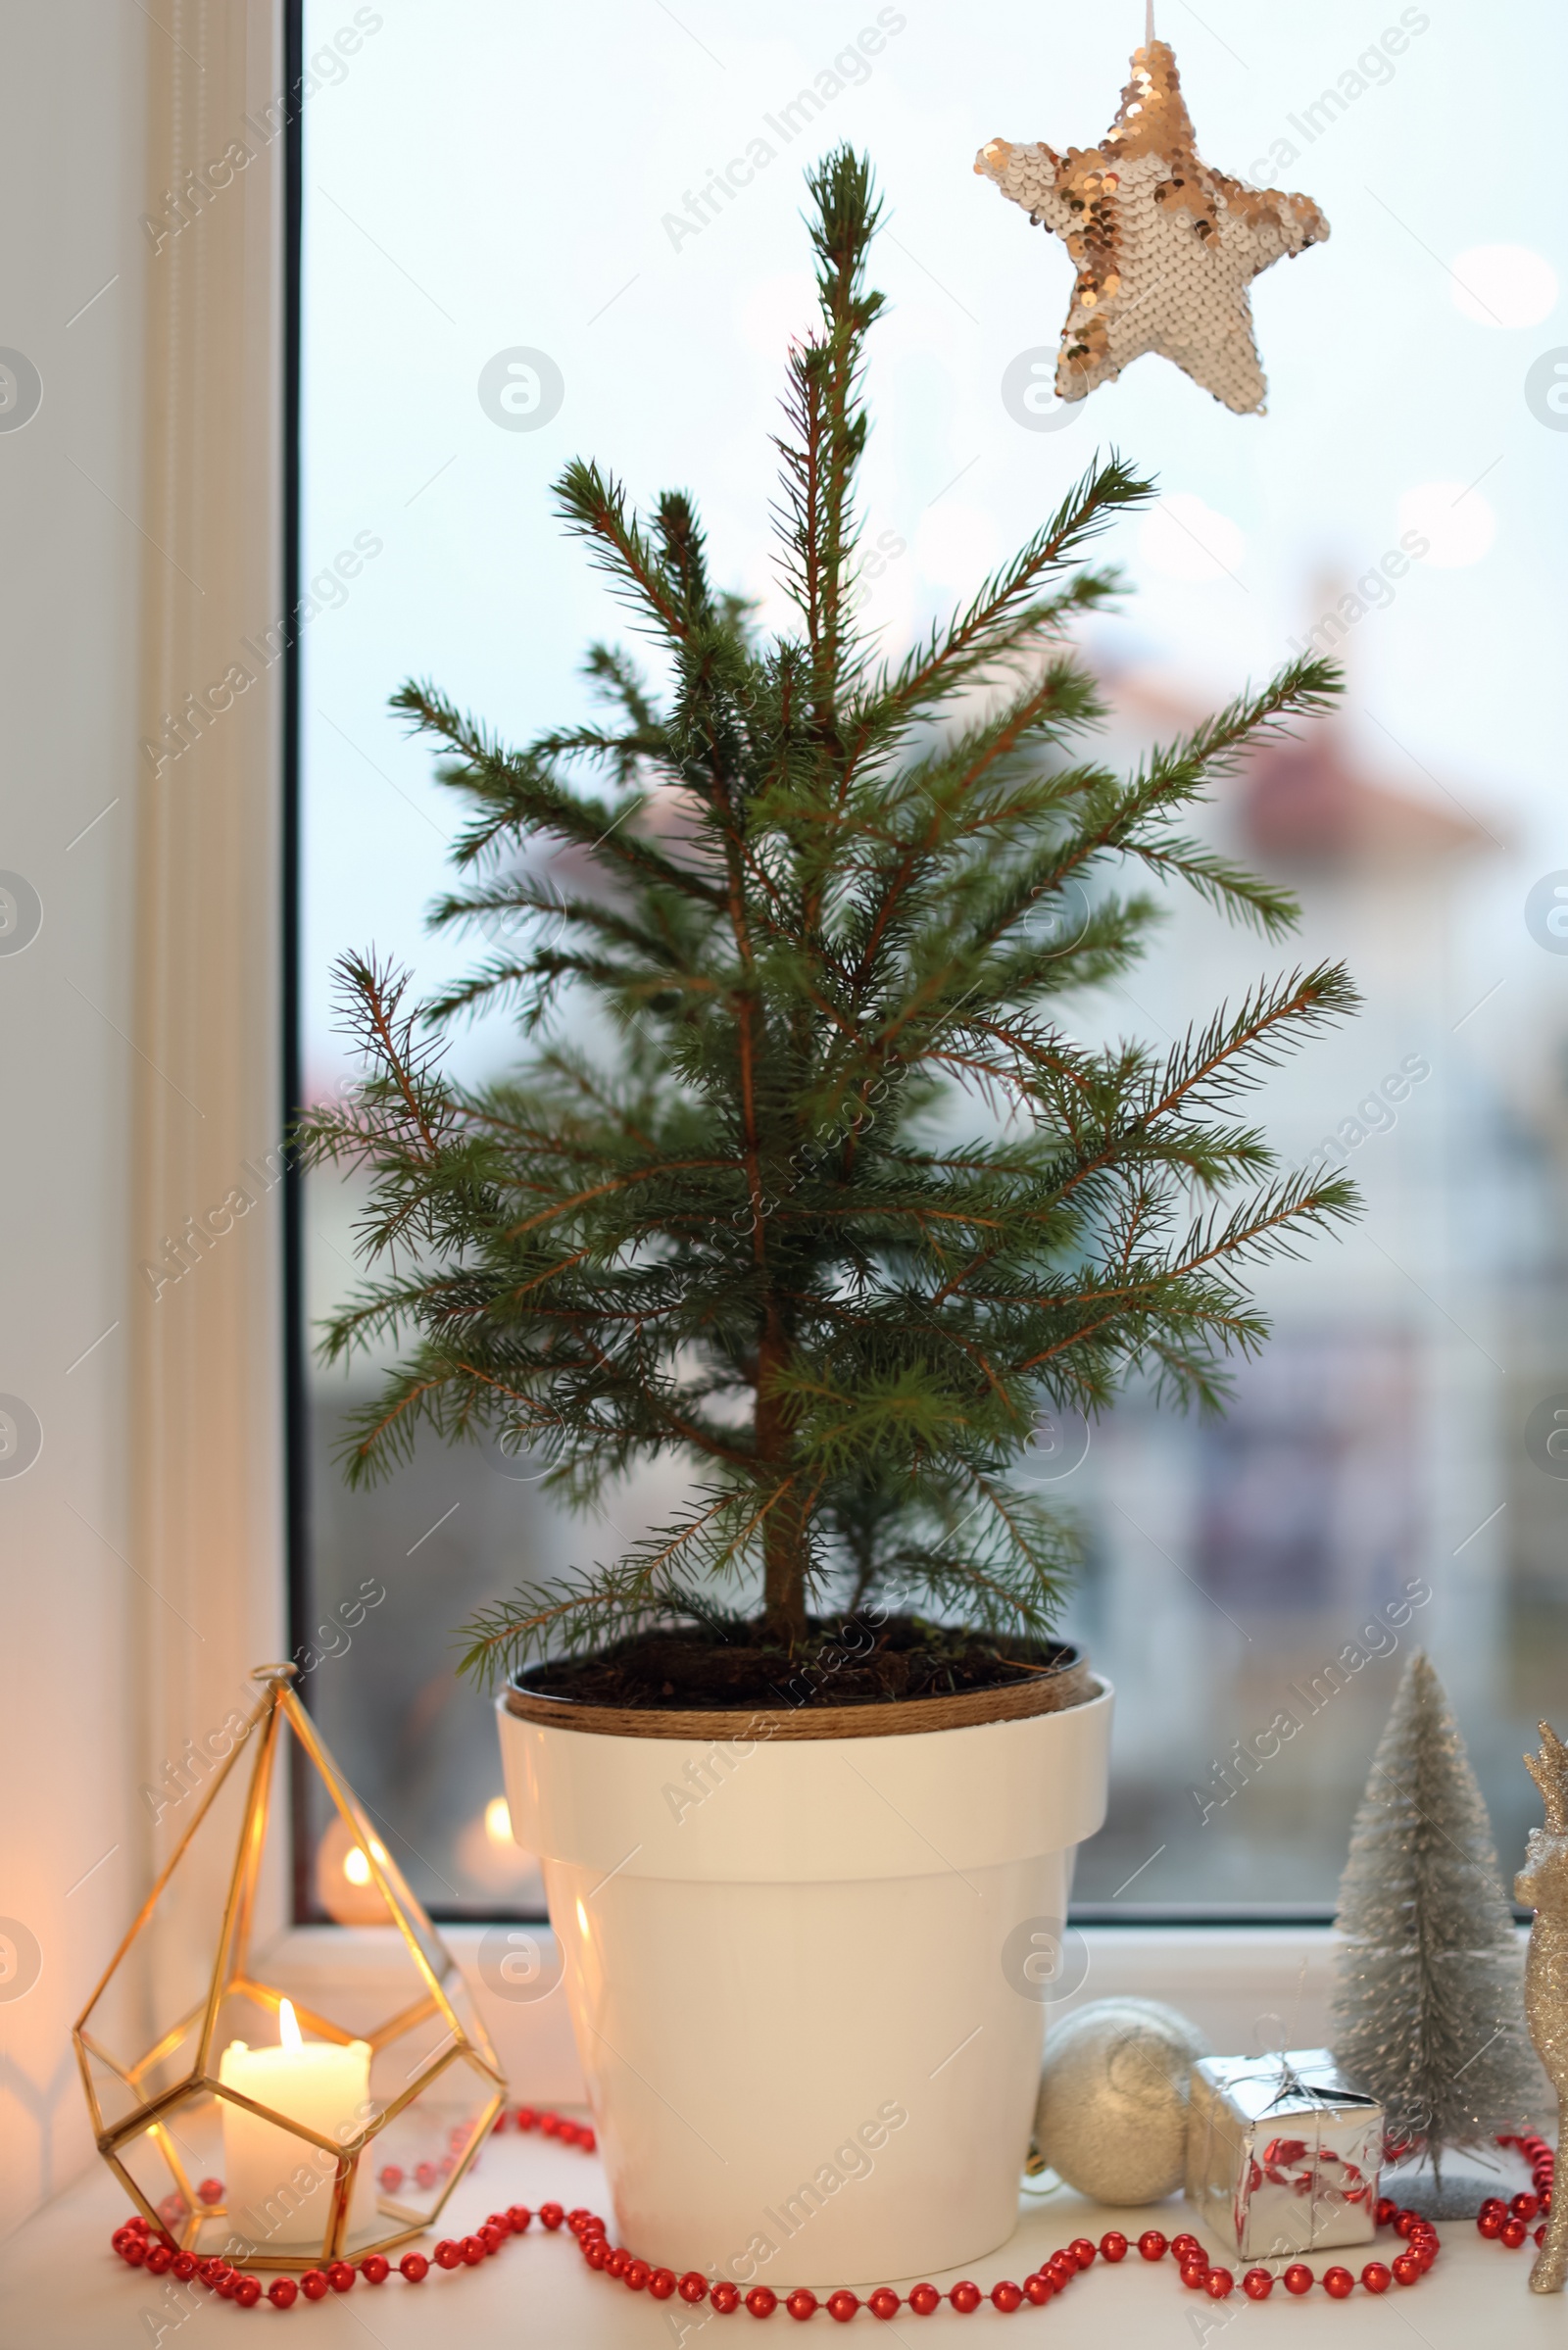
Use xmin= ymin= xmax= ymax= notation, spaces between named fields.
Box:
xmin=1517 ymin=1723 xmax=1568 ymax=2293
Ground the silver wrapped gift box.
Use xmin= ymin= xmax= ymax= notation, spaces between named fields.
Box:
xmin=1185 ymin=2050 xmax=1382 ymax=2260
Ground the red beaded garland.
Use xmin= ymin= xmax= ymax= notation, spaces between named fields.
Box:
xmin=103 ymin=2099 xmax=1503 ymax=2325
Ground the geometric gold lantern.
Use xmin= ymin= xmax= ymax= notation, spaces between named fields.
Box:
xmin=74 ymin=1665 xmax=507 ymax=2271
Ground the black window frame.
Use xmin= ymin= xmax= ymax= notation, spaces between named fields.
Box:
xmin=281 ymin=0 xmax=314 ymax=1928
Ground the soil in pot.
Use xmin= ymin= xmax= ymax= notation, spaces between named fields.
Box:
xmin=514 ymin=1611 xmax=1079 ymax=1711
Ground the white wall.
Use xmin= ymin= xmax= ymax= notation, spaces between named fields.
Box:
xmin=0 ymin=0 xmax=150 ymax=2228
xmin=0 ymin=0 xmax=290 ymax=2239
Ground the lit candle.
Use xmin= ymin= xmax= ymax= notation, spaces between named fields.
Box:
xmin=218 ymin=1999 xmax=374 ymax=2252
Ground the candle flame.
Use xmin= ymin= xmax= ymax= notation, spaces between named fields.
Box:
xmin=278 ymin=1996 xmax=303 ymax=2052
xmin=343 ymin=1846 xmax=371 ymax=1886
xmin=484 ymin=1795 xmax=512 ymax=1846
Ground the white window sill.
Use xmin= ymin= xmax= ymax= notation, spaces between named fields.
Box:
xmin=0 ymin=2095 xmax=1548 ymax=2346
xmin=9 ymin=1924 xmax=1545 ymax=2340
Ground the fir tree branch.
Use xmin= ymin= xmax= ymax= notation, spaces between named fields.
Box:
xmin=846 ymin=453 xmax=1150 ymax=749
xmin=390 ymin=680 xmax=727 ymax=909
xmin=554 ymin=459 xmax=692 ymax=642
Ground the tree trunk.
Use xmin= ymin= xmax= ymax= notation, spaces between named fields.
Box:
xmin=756 ymin=1319 xmax=807 ymax=1646
xmin=761 ymin=1489 xmax=808 ymax=1646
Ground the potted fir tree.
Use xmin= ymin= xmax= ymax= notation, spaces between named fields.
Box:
xmin=299 ymin=148 xmax=1357 ymax=2284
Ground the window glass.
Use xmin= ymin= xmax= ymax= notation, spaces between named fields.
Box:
xmin=298 ymin=0 xmax=1565 ymax=1917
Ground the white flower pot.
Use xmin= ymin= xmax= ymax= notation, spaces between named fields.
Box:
xmin=497 ymin=1670 xmax=1112 ymax=2286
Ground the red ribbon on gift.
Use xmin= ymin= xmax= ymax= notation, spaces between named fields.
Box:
xmin=1250 ymin=2136 xmax=1373 ymax=2205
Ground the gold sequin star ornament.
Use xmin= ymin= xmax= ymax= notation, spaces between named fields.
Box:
xmin=975 ymin=40 xmax=1329 ymax=416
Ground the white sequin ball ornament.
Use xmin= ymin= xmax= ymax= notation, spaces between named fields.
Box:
xmin=1033 ymin=1998 xmax=1211 ymax=2204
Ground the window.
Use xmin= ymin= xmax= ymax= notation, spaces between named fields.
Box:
xmin=293 ymin=0 xmax=1565 ymax=1921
